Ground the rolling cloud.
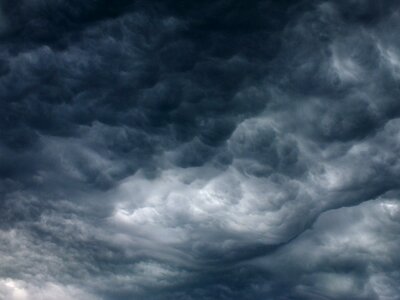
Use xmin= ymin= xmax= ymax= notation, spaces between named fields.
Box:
xmin=1 ymin=0 xmax=400 ymax=299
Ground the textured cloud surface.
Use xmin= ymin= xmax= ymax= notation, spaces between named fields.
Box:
xmin=1 ymin=0 xmax=400 ymax=299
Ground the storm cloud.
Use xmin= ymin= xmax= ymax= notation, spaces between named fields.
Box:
xmin=1 ymin=0 xmax=400 ymax=299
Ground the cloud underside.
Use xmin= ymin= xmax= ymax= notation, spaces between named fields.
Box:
xmin=1 ymin=0 xmax=400 ymax=299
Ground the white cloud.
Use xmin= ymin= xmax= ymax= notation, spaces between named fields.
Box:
xmin=0 ymin=279 xmax=99 ymax=300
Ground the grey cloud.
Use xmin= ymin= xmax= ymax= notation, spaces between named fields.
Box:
xmin=1 ymin=0 xmax=400 ymax=299
xmin=249 ymin=196 xmax=400 ymax=299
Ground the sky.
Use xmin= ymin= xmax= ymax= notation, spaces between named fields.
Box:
xmin=0 ymin=0 xmax=400 ymax=299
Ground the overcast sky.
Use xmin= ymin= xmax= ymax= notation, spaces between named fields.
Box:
xmin=1 ymin=0 xmax=400 ymax=299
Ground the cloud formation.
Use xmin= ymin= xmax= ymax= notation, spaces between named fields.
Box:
xmin=1 ymin=0 xmax=400 ymax=299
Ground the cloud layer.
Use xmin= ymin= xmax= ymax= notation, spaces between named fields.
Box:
xmin=1 ymin=0 xmax=400 ymax=299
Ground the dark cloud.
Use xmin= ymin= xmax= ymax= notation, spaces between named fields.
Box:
xmin=1 ymin=0 xmax=400 ymax=299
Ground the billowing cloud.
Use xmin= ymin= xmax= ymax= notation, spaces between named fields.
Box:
xmin=1 ymin=0 xmax=400 ymax=299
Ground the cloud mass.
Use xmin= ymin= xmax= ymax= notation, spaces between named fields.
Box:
xmin=1 ymin=0 xmax=400 ymax=299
